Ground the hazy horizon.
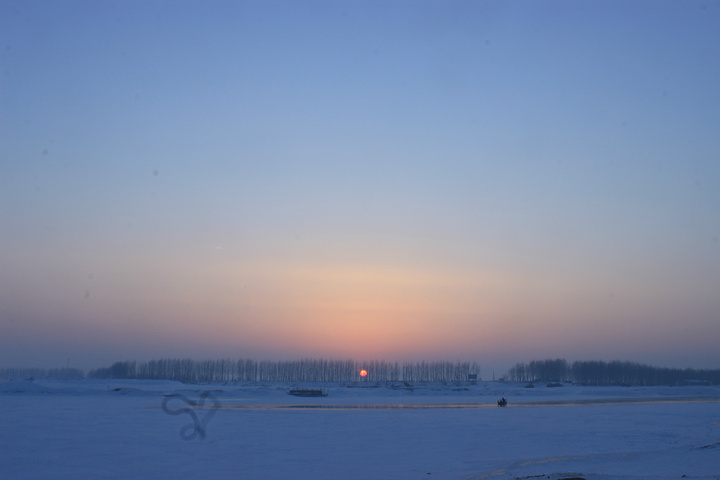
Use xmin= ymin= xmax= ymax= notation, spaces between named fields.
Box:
xmin=0 ymin=356 xmax=720 ymax=384
xmin=2 ymin=1 xmax=719 ymax=375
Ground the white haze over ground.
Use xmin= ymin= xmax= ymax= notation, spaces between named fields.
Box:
xmin=1 ymin=379 xmax=718 ymax=480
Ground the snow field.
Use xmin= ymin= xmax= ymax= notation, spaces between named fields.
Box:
xmin=1 ymin=380 xmax=718 ymax=479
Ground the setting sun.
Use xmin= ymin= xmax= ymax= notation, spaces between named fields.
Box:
xmin=359 ymin=369 xmax=368 ymax=377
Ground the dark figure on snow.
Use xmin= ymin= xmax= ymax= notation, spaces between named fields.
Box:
xmin=497 ymin=397 xmax=507 ymax=407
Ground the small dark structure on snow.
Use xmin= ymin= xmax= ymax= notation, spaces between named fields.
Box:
xmin=288 ymin=389 xmax=328 ymax=397
xmin=497 ymin=397 xmax=507 ymax=407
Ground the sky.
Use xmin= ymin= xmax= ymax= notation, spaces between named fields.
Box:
xmin=1 ymin=0 xmax=719 ymax=376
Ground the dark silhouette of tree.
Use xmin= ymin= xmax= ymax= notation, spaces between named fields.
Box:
xmin=507 ymin=359 xmax=720 ymax=386
xmin=87 ymin=358 xmax=480 ymax=383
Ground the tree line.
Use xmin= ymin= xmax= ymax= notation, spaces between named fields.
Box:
xmin=505 ymin=358 xmax=720 ymax=386
xmin=86 ymin=358 xmax=482 ymax=383
xmin=4 ymin=358 xmax=718 ymax=386
xmin=0 ymin=367 xmax=85 ymax=380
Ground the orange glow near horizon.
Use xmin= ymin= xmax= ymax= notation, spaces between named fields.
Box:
xmin=124 ymin=258 xmax=591 ymax=361
xmin=359 ymin=369 xmax=368 ymax=377
xmin=16 ymin=251 xmax=716 ymax=370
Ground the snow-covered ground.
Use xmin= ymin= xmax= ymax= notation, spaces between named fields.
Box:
xmin=1 ymin=379 xmax=718 ymax=479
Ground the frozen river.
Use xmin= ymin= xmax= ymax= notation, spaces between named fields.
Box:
xmin=1 ymin=379 xmax=718 ymax=479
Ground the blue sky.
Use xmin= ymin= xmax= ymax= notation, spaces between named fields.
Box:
xmin=1 ymin=0 xmax=719 ymax=374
